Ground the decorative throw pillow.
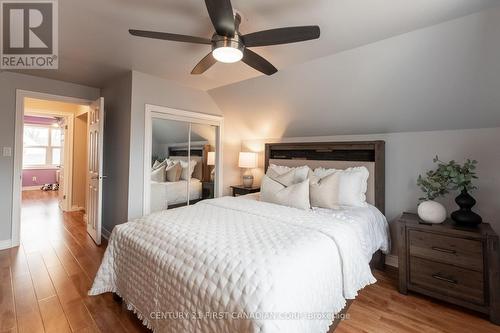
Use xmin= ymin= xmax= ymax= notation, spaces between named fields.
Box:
xmin=337 ymin=167 xmax=369 ymax=207
xmin=313 ymin=167 xmax=337 ymax=179
xmin=151 ymin=165 xmax=166 ymax=182
xmin=179 ymin=160 xmax=198 ymax=180
xmin=309 ymin=172 xmax=341 ymax=209
xmin=166 ymin=162 xmax=182 ymax=182
xmin=152 ymin=159 xmax=167 ymax=171
xmin=260 ymin=175 xmax=310 ymax=210
xmin=267 ymin=164 xmax=311 ymax=185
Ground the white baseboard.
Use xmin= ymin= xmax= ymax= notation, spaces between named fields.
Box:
xmin=385 ymin=254 xmax=398 ymax=268
xmin=101 ymin=227 xmax=111 ymax=240
xmin=0 ymin=239 xmax=12 ymax=250
xmin=22 ymin=186 xmax=41 ymax=191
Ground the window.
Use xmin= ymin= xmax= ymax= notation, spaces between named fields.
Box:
xmin=23 ymin=124 xmax=63 ymax=168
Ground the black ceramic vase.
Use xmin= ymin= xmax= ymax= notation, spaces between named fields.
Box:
xmin=451 ymin=190 xmax=482 ymax=227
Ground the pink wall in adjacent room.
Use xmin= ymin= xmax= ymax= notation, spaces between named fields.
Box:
xmin=22 ymin=115 xmax=59 ymax=187
xmin=22 ymin=169 xmax=58 ymax=187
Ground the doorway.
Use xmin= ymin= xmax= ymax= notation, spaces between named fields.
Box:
xmin=12 ymin=91 xmax=104 ymax=247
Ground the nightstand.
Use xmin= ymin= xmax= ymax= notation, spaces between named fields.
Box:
xmin=230 ymin=185 xmax=260 ymax=197
xmin=202 ymin=181 xmax=214 ymax=199
xmin=398 ymin=212 xmax=500 ymax=324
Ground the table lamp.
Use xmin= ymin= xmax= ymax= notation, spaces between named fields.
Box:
xmin=238 ymin=152 xmax=257 ymax=187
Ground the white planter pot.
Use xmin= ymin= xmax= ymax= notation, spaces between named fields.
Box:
xmin=417 ymin=200 xmax=447 ymax=224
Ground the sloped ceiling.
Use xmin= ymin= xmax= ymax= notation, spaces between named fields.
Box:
xmin=11 ymin=0 xmax=499 ymax=90
xmin=208 ymin=7 xmax=500 ymax=139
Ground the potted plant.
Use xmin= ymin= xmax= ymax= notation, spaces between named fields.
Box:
xmin=433 ymin=157 xmax=482 ymax=227
xmin=416 ymin=160 xmax=449 ymax=223
xmin=417 ymin=156 xmax=482 ymax=226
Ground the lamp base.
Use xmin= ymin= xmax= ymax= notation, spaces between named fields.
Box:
xmin=242 ymin=175 xmax=254 ymax=188
xmin=242 ymin=168 xmax=254 ymax=188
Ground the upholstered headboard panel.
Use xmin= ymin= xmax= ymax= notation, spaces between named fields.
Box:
xmin=265 ymin=141 xmax=385 ymax=213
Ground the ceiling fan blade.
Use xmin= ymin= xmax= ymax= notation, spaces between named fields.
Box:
xmin=129 ymin=29 xmax=212 ymax=45
xmin=242 ymin=49 xmax=277 ymax=76
xmin=204 ymin=0 xmax=235 ymax=37
xmin=191 ymin=53 xmax=217 ymax=74
xmin=242 ymin=26 xmax=320 ymax=47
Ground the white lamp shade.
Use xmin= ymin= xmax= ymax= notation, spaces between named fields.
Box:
xmin=207 ymin=151 xmax=215 ymax=166
xmin=238 ymin=152 xmax=257 ymax=168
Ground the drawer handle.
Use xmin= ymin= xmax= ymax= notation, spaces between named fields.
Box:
xmin=431 ymin=246 xmax=456 ymax=254
xmin=432 ymin=274 xmax=457 ymax=284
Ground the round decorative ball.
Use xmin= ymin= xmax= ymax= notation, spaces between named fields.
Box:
xmin=417 ymin=200 xmax=447 ymax=224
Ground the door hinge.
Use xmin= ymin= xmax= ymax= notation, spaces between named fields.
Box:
xmin=65 ymin=125 xmax=68 ymax=130
xmin=63 ymin=195 xmax=66 ymax=199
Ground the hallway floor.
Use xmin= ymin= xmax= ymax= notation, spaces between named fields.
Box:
xmin=0 ymin=190 xmax=148 ymax=333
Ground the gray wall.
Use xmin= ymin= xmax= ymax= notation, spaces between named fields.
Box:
xmin=101 ymin=72 xmax=132 ymax=235
xmin=0 ymin=72 xmax=99 ymax=243
xmin=127 ymin=71 xmax=222 ymax=219
xmin=240 ymin=127 xmax=500 ymax=255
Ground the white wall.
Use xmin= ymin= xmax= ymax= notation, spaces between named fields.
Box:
xmin=240 ymin=127 xmax=500 ymax=255
xmin=127 ymin=71 xmax=223 ymax=219
xmin=0 ymin=72 xmax=99 ymax=245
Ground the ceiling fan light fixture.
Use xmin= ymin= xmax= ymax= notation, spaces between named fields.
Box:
xmin=211 ymin=35 xmax=244 ymax=63
xmin=212 ymin=46 xmax=243 ymax=63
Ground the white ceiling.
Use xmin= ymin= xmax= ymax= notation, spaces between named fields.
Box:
xmin=13 ymin=0 xmax=499 ymax=90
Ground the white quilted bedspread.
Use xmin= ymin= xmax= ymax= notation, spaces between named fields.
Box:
xmin=89 ymin=197 xmax=381 ymax=333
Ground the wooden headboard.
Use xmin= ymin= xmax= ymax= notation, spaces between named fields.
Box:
xmin=264 ymin=141 xmax=385 ymax=214
xmin=169 ymin=144 xmax=212 ymax=181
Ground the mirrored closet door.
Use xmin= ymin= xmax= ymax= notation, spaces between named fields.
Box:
xmin=145 ymin=106 xmax=222 ymax=215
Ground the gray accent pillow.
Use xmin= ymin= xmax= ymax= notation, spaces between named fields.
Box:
xmin=309 ymin=172 xmax=340 ymax=209
xmin=166 ymin=162 xmax=182 ymax=182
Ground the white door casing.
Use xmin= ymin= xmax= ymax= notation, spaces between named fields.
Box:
xmin=87 ymin=97 xmax=104 ymax=245
xmin=58 ymin=118 xmax=66 ymax=208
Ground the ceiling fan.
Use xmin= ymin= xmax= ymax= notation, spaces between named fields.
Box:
xmin=129 ymin=0 xmax=320 ymax=76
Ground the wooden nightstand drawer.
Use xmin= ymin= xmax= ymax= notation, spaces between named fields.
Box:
xmin=398 ymin=213 xmax=500 ymax=324
xmin=409 ymin=230 xmax=483 ymax=272
xmin=410 ymin=257 xmax=484 ymax=305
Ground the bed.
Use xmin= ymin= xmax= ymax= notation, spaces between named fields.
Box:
xmin=150 ymin=144 xmax=211 ymax=211
xmin=90 ymin=141 xmax=390 ymax=333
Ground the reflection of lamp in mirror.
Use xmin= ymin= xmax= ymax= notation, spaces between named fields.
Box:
xmin=207 ymin=151 xmax=215 ymax=181
xmin=238 ymin=152 xmax=257 ymax=188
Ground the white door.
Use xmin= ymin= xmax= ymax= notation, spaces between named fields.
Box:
xmin=87 ymin=97 xmax=104 ymax=245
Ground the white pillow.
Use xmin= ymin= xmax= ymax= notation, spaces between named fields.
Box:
xmin=338 ymin=167 xmax=369 ymax=206
xmin=260 ymin=175 xmax=310 ymax=210
xmin=312 ymin=166 xmax=369 ymax=207
xmin=267 ymin=164 xmax=310 ymax=185
xmin=179 ymin=160 xmax=197 ymax=180
xmin=151 ymin=165 xmax=166 ymax=182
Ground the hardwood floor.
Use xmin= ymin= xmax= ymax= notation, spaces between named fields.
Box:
xmin=2 ymin=190 xmax=498 ymax=333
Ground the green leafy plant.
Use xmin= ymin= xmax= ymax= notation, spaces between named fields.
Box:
xmin=417 ymin=156 xmax=478 ymax=201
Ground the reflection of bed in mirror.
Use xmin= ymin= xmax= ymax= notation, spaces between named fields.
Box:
xmin=150 ymin=144 xmax=212 ymax=212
